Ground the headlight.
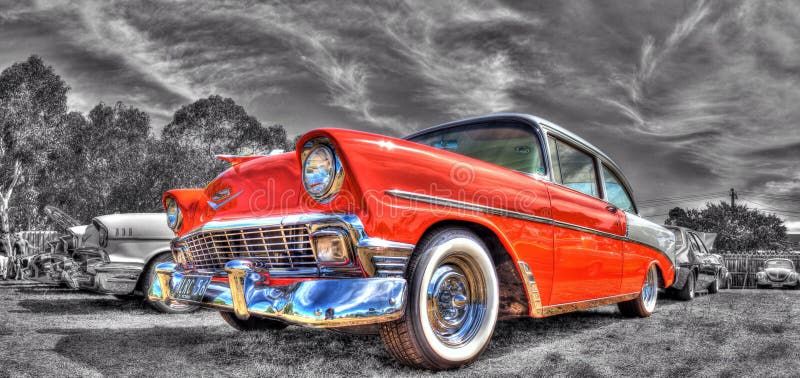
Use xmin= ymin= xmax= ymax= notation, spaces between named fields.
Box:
xmin=301 ymin=139 xmax=343 ymax=202
xmin=97 ymin=225 xmax=108 ymax=248
xmin=165 ymin=197 xmax=183 ymax=232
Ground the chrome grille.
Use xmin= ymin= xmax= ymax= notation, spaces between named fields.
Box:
xmin=175 ymin=224 xmax=315 ymax=271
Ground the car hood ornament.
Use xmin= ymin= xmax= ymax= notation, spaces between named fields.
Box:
xmin=208 ymin=188 xmax=242 ymax=210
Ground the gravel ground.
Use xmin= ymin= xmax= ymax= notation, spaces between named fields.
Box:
xmin=1 ymin=280 xmax=798 ymax=377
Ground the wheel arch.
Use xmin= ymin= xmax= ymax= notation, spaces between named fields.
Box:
xmin=135 ymin=248 xmax=173 ymax=292
xmin=415 ymin=219 xmax=531 ymax=319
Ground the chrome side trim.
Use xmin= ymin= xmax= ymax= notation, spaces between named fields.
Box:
xmin=386 ymin=190 xmax=674 ymax=261
xmin=356 ymin=238 xmax=415 ymax=277
xmin=539 ymin=292 xmax=640 ymax=317
xmin=517 ymin=262 xmax=544 ymax=318
xmin=385 ymin=190 xmax=551 ymax=224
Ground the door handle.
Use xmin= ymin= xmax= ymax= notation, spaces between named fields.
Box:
xmin=605 ymin=205 xmax=618 ymax=213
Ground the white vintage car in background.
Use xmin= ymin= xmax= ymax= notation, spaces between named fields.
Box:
xmin=24 ymin=208 xmax=197 ymax=313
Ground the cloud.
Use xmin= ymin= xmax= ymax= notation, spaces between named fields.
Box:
xmin=373 ymin=1 xmax=540 ymax=118
xmin=0 ymin=0 xmax=797 ymax=225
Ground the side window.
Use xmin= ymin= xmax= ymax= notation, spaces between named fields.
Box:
xmin=408 ymin=122 xmax=546 ymax=175
xmin=601 ymin=164 xmax=635 ymax=213
xmin=549 ymin=137 xmax=599 ymax=198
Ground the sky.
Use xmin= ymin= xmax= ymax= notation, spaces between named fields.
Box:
xmin=1 ymin=0 xmax=798 ymax=232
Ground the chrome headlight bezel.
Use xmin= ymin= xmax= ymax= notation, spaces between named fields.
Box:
xmin=165 ymin=196 xmax=183 ymax=232
xmin=93 ymin=220 xmax=108 ymax=248
xmin=301 ymin=138 xmax=344 ymax=203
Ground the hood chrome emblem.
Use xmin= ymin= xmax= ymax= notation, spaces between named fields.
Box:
xmin=211 ymin=188 xmax=232 ymax=202
xmin=208 ymin=189 xmax=243 ymax=210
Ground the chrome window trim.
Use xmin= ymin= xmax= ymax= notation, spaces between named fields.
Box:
xmin=541 ymin=130 xmax=604 ymax=200
xmin=386 ymin=189 xmax=672 ymax=260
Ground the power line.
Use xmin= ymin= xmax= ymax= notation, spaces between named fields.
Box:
xmin=638 ymin=191 xmax=727 ymax=204
xmin=739 ymin=191 xmax=800 ymax=201
xmin=742 ymin=201 xmax=800 ymax=215
xmin=638 ymin=195 xmax=728 ymax=208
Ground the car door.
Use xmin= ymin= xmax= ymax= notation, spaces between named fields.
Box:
xmin=545 ymin=135 xmax=624 ymax=304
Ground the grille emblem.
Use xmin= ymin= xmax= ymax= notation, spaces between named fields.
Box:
xmin=207 ymin=189 xmax=243 ymax=210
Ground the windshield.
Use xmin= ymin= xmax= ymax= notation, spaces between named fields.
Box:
xmin=765 ymin=260 xmax=794 ymax=269
xmin=408 ymin=122 xmax=545 ymax=176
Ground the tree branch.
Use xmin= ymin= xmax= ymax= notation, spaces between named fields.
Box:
xmin=3 ymin=160 xmax=21 ymax=203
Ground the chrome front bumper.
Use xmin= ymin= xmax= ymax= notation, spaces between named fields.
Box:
xmin=148 ymin=260 xmax=407 ymax=327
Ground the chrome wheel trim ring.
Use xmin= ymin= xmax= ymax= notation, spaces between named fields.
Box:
xmin=418 ymin=238 xmax=498 ymax=362
xmin=641 ymin=265 xmax=658 ymax=313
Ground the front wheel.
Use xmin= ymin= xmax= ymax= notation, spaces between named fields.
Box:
xmin=219 ymin=311 xmax=288 ymax=331
xmin=379 ymin=228 xmax=499 ymax=370
xmin=618 ymin=264 xmax=659 ymax=318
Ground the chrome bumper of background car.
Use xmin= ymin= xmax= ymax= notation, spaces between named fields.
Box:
xmin=148 ymin=261 xmax=407 ymax=327
xmin=91 ymin=263 xmax=143 ymax=294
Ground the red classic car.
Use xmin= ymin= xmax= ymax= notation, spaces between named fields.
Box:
xmin=149 ymin=113 xmax=675 ymax=370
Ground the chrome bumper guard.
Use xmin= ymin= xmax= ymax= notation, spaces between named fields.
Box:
xmin=148 ymin=260 xmax=408 ymax=327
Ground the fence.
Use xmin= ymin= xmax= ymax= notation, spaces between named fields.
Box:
xmin=723 ymin=253 xmax=800 ymax=288
xmin=17 ymin=230 xmax=60 ymax=255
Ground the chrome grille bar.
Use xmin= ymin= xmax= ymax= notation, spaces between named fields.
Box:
xmin=176 ymin=224 xmax=316 ymax=271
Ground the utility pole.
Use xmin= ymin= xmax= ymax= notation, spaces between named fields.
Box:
xmin=730 ymin=188 xmax=737 ymax=207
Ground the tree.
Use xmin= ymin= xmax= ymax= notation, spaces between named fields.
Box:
xmin=154 ymin=95 xmax=291 ymax=197
xmin=162 ymin=95 xmax=288 ymax=157
xmin=665 ymin=202 xmax=788 ymax=252
xmin=0 ymin=56 xmax=68 ymax=234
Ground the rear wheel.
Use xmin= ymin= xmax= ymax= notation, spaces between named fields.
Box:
xmin=143 ymin=253 xmax=199 ymax=314
xmin=618 ymin=264 xmax=659 ymax=317
xmin=675 ymin=272 xmax=696 ymax=301
xmin=708 ymin=274 xmax=720 ymax=294
xmin=219 ymin=311 xmax=288 ymax=331
xmin=379 ymin=227 xmax=499 ymax=370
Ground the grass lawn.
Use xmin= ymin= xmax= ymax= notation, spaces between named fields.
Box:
xmin=1 ymin=280 xmax=798 ymax=377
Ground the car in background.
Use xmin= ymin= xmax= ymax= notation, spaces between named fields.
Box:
xmin=666 ymin=226 xmax=727 ymax=300
xmin=756 ymin=258 xmax=799 ymax=289
xmin=22 ymin=206 xmax=88 ymax=286
xmin=711 ymin=253 xmax=733 ymax=289
xmin=24 ymin=208 xmax=197 ymax=314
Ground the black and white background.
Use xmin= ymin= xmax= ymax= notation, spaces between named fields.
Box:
xmin=1 ymin=1 xmax=799 ymax=377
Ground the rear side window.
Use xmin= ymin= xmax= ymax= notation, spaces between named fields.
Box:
xmin=548 ymin=137 xmax=599 ymax=198
xmin=687 ymin=235 xmax=701 ymax=254
xmin=690 ymin=233 xmax=709 ymax=254
xmin=602 ymin=165 xmax=635 ymax=212
xmin=671 ymin=229 xmax=684 ymax=248
xmin=409 ymin=122 xmax=545 ymax=175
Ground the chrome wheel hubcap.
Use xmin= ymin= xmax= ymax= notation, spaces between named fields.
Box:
xmin=426 ymin=256 xmax=486 ymax=346
xmin=641 ymin=266 xmax=657 ymax=312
